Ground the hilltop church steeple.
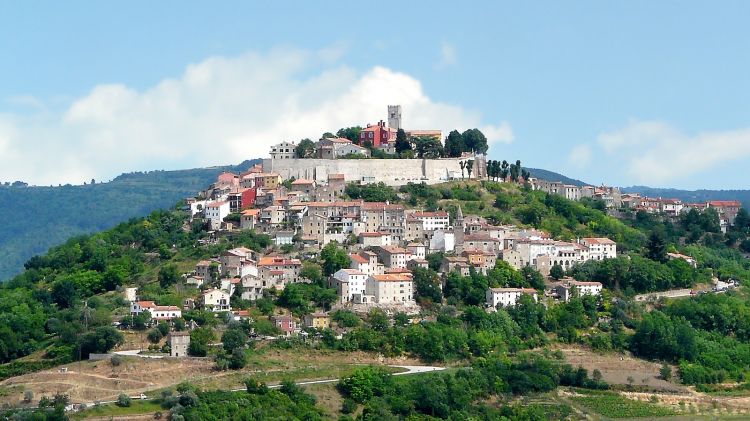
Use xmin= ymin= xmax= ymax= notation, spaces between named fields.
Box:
xmin=454 ymin=205 xmax=465 ymax=253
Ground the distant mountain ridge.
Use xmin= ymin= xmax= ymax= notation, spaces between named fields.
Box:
xmin=526 ymin=168 xmax=589 ymax=187
xmin=523 ymin=168 xmax=750 ymax=208
xmin=0 ymin=160 xmax=259 ymax=281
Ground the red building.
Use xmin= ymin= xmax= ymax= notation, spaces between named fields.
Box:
xmin=241 ymin=187 xmax=257 ymax=209
xmin=360 ymin=120 xmax=397 ymax=147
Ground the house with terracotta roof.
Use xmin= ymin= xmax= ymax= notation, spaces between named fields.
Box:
xmin=240 ymin=209 xmax=260 ymax=230
xmin=358 ymin=232 xmax=392 ymax=248
xmin=374 ymin=246 xmax=411 ymax=269
xmin=349 ymin=250 xmax=383 ymax=276
xmin=580 ymin=237 xmax=617 ymax=260
xmin=359 ymin=120 xmax=397 ymax=148
xmin=667 ymin=252 xmax=697 ymax=268
xmin=463 ymin=233 xmax=501 ymax=254
xmin=356 ymin=273 xmax=414 ymax=305
xmin=130 ymin=300 xmax=182 ymax=321
xmin=441 ymin=256 xmax=471 ymax=276
xmin=258 ymin=256 xmax=302 ymax=289
xmin=271 ymin=315 xmax=298 ymax=336
xmin=303 ymin=312 xmax=331 ymax=329
xmin=290 ymin=179 xmax=316 ymax=195
xmin=707 ymin=200 xmax=742 ymax=226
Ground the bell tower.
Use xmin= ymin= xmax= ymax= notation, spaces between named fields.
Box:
xmin=387 ymin=105 xmax=402 ymax=129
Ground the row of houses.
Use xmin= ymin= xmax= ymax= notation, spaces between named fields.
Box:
xmin=529 ymin=178 xmax=743 ymax=231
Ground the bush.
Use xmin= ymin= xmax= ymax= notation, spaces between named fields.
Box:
xmin=116 ymin=393 xmax=132 ymax=407
xmin=110 ymin=354 xmax=123 ymax=367
xmin=342 ymin=398 xmax=357 ymax=414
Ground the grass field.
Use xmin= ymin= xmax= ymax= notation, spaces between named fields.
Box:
xmin=71 ymin=400 xmax=162 ymax=420
xmin=570 ymin=390 xmax=679 ymax=418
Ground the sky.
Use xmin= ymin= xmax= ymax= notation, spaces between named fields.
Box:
xmin=1 ymin=1 xmax=749 ymax=189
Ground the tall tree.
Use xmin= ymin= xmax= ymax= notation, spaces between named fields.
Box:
xmin=395 ymin=129 xmax=412 ymax=155
xmin=336 ymin=127 xmax=362 ymax=143
xmin=444 ymin=130 xmax=465 ymax=157
xmin=459 ymin=161 xmax=466 ymax=179
xmin=646 ymin=230 xmax=668 ymax=263
xmin=466 ymin=160 xmax=474 ymax=178
xmin=414 ymin=137 xmax=444 ymax=158
xmin=320 ymin=241 xmax=349 ymax=276
xmin=294 ymin=138 xmax=316 ymax=158
xmin=461 ymin=129 xmax=489 ymax=154
xmin=500 ymin=160 xmax=509 ymax=181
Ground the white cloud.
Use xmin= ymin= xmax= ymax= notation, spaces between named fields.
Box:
xmin=0 ymin=47 xmax=513 ymax=185
xmin=438 ymin=42 xmax=457 ymax=68
xmin=568 ymin=144 xmax=592 ymax=168
xmin=596 ymin=120 xmax=750 ymax=184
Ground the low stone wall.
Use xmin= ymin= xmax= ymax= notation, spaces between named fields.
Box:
xmin=263 ymin=157 xmax=480 ymax=186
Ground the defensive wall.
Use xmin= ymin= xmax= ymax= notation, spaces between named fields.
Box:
xmin=262 ymin=156 xmax=486 ymax=186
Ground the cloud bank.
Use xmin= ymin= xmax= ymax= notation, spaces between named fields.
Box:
xmin=0 ymin=48 xmax=513 ymax=185
xmin=596 ymin=120 xmax=750 ymax=185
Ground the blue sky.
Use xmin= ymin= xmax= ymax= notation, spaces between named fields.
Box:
xmin=1 ymin=1 xmax=749 ymax=189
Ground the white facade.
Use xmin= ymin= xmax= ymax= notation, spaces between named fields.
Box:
xmin=429 ymin=229 xmax=455 ymax=253
xmin=201 ymin=289 xmax=231 ymax=312
xmin=270 ymin=141 xmax=296 ymax=160
xmin=581 ymin=238 xmax=617 ymax=260
xmin=410 ymin=211 xmax=450 ymax=231
xmin=330 ymin=269 xmax=369 ymax=304
xmin=205 ymin=201 xmax=230 ymax=230
xmin=486 ymin=288 xmax=538 ymax=308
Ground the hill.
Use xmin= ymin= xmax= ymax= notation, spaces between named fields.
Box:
xmin=0 ymin=160 xmax=259 ymax=281
xmin=526 ymin=167 xmax=588 ymax=186
xmin=624 ymin=186 xmax=750 ymax=208
xmin=1 ymin=178 xmax=750 ymax=418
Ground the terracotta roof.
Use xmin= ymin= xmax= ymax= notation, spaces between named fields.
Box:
xmin=259 ymin=257 xmax=301 ymax=266
xmin=135 ymin=300 xmax=156 ymax=308
xmin=411 ymin=211 xmax=449 ymax=218
xmin=350 ymin=254 xmax=368 ymax=264
xmin=568 ymin=280 xmax=603 ymax=287
xmin=241 ymin=209 xmax=260 ymax=216
xmin=360 ymin=232 xmax=387 ymax=237
xmin=328 ymin=173 xmax=345 ymax=180
xmin=707 ymin=200 xmax=741 ymax=207
xmin=581 ymin=237 xmax=616 ymax=245
xmin=373 ymin=274 xmax=412 ymax=282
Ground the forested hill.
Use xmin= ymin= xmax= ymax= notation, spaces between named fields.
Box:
xmin=624 ymin=186 xmax=750 ymax=208
xmin=526 ymin=167 xmax=588 ymax=186
xmin=0 ymin=159 xmax=259 ymax=281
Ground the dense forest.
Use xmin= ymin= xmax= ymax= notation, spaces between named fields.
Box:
xmin=0 ymin=160 xmax=259 ymax=281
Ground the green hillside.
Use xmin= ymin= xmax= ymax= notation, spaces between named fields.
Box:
xmin=2 ymin=178 xmax=750 ymax=419
xmin=0 ymin=160 xmax=259 ymax=281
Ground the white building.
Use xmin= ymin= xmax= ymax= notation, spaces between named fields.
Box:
xmin=204 ymin=201 xmax=230 ymax=230
xmin=375 ymin=246 xmax=410 ymax=269
xmin=270 ymin=141 xmax=297 ymax=160
xmin=556 ymin=280 xmax=603 ymax=302
xmin=201 ymin=289 xmax=231 ymax=312
xmin=409 ymin=211 xmax=450 ymax=231
xmin=486 ymin=288 xmax=538 ymax=308
xmin=330 ymin=268 xmax=369 ymax=304
xmin=274 ymin=231 xmax=294 ymax=246
xmin=130 ymin=300 xmax=182 ymax=321
xmin=406 ymin=242 xmax=427 ymax=260
xmin=580 ymin=238 xmax=617 ymax=260
xmin=429 ymin=229 xmax=455 ymax=253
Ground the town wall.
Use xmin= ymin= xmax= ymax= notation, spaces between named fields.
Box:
xmin=262 ymin=157 xmax=481 ymax=186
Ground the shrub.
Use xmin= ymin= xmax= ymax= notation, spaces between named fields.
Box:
xmin=116 ymin=393 xmax=132 ymax=407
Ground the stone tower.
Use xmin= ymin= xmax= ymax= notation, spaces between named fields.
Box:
xmin=454 ymin=205 xmax=465 ymax=253
xmin=387 ymin=105 xmax=402 ymax=129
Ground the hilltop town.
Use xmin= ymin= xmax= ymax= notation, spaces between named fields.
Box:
xmin=2 ymin=107 xmax=750 ymax=419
